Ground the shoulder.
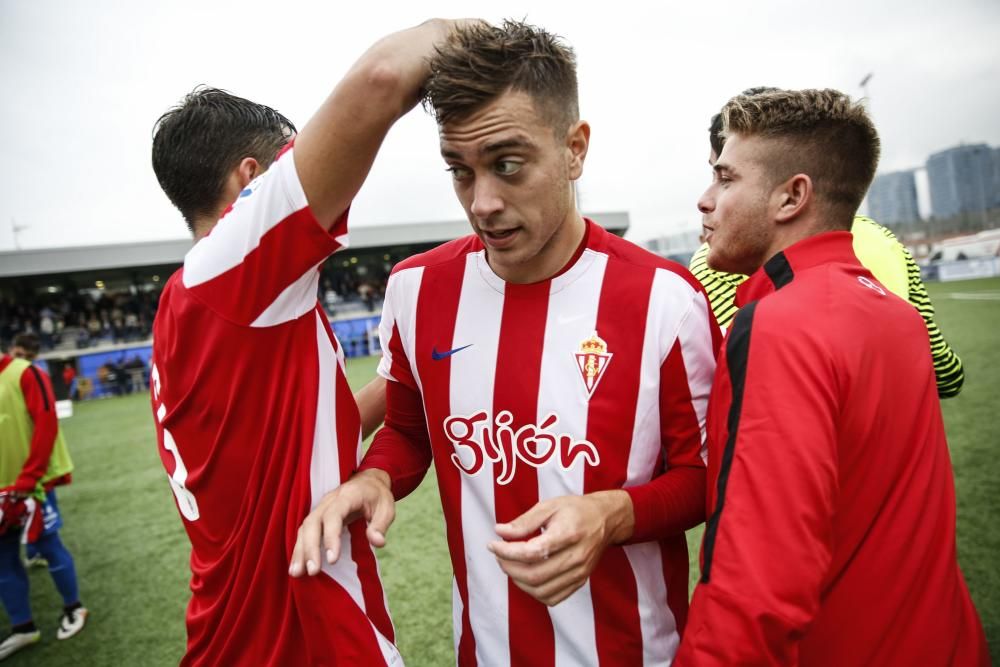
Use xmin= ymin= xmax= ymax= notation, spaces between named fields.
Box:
xmin=19 ymin=361 xmax=53 ymax=394
xmin=390 ymin=235 xmax=481 ymax=276
xmin=163 ymin=269 xmax=184 ymax=291
xmin=852 ymin=217 xmax=903 ymax=253
xmin=850 ymin=216 xmax=908 ymax=265
xmin=181 ymin=151 xmax=317 ymax=288
xmin=852 ymin=215 xmax=897 ymax=241
xmin=156 ymin=270 xmax=185 ymax=307
xmin=152 ymin=270 xmax=199 ymax=331
xmin=2 ymin=356 xmax=30 ymax=377
xmin=754 ymin=261 xmax=918 ymax=346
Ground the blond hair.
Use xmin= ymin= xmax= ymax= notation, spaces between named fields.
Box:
xmin=721 ymin=89 xmax=880 ymax=228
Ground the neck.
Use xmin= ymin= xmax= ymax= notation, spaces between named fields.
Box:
xmin=192 ymin=207 xmax=227 ymax=241
xmin=193 ymin=170 xmax=249 ymax=241
xmin=757 ymin=213 xmax=830 ymax=272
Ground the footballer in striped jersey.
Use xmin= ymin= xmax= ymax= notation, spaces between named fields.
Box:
xmin=149 ymin=20 xmax=470 ymax=666
xmin=292 ymin=21 xmax=721 ymax=666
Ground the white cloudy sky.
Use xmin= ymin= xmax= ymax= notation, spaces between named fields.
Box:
xmin=1 ymin=0 xmax=998 ymax=251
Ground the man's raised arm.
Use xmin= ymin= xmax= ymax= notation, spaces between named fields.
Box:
xmin=294 ymin=19 xmax=460 ymax=228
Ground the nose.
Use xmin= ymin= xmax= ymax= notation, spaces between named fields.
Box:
xmin=470 ymin=177 xmax=504 ymax=220
xmin=697 ymin=187 xmax=715 ymax=215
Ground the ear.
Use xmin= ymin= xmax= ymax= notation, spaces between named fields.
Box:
xmin=773 ymin=173 xmax=812 ymax=224
xmin=565 ymin=120 xmax=590 ymax=181
xmin=236 ymin=157 xmax=262 ymax=189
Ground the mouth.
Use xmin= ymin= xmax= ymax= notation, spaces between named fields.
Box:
xmin=480 ymin=227 xmax=520 ymax=249
xmin=484 ymin=228 xmax=515 ymax=239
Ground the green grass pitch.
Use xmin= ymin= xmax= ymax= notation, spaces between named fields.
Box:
xmin=4 ymin=277 xmax=998 ymax=665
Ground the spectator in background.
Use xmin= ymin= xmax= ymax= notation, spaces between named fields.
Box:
xmin=96 ymin=364 xmax=113 ymax=395
xmin=110 ymin=306 xmax=125 ymax=344
xmin=0 ymin=258 xmax=396 ymax=354
xmin=123 ymin=356 xmax=147 ymax=393
xmin=358 ymin=282 xmax=376 ymax=312
xmin=86 ymin=314 xmax=101 ymax=344
xmin=124 ymin=312 xmax=140 ymax=341
xmin=38 ymin=311 xmax=55 ymax=351
xmin=114 ymin=357 xmax=130 ymax=395
xmin=1 ymin=333 xmax=88 ymax=660
xmin=74 ymin=327 xmax=89 ymax=350
xmin=9 ymin=334 xmax=75 ymax=568
xmin=62 ymin=364 xmax=77 ymax=402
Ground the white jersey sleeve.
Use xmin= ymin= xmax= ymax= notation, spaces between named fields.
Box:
xmin=181 ymin=147 xmax=348 ymax=327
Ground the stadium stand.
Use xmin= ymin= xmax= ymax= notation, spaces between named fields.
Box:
xmin=1 ymin=214 xmax=628 ymax=400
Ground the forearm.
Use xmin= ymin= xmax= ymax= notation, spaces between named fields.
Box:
xmin=294 ymin=19 xmax=454 ymax=226
xmin=927 ymin=319 xmax=964 ymax=398
xmin=354 ymin=376 xmax=387 ymax=441
xmin=623 ymin=465 xmax=706 ymax=543
xmin=587 ymin=489 xmax=635 ymax=545
xmin=357 ymin=379 xmax=432 ymax=499
xmin=353 ymin=467 xmax=391 ymax=492
xmin=906 ymin=257 xmax=964 ymax=397
xmin=14 ymin=426 xmax=56 ymax=494
xmin=345 ymin=19 xmax=452 ymax=119
xmin=359 ymin=424 xmax=431 ymax=500
xmin=631 ymin=290 xmax=716 ymax=542
xmin=15 ymin=369 xmax=59 ymax=493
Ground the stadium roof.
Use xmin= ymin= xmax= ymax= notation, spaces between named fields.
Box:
xmin=0 ymin=212 xmax=629 ymax=278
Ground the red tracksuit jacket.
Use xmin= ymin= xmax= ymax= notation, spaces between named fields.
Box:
xmin=677 ymin=232 xmax=988 ymax=666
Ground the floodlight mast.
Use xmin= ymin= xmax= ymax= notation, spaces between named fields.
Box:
xmin=859 ymin=72 xmax=874 ymax=112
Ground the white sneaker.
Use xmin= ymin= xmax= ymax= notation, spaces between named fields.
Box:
xmin=0 ymin=630 xmax=41 ymax=661
xmin=56 ymin=607 xmax=88 ymax=640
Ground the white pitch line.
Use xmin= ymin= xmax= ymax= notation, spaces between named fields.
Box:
xmin=944 ymin=292 xmax=1000 ymax=301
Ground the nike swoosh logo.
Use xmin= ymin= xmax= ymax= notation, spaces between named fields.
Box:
xmin=432 ymin=344 xmax=473 ymax=360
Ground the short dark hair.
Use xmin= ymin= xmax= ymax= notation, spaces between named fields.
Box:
xmin=709 ymin=87 xmax=779 ymax=157
xmin=721 ymin=88 xmax=880 ymax=228
xmin=423 ymin=20 xmax=578 ymax=134
xmin=151 ymin=87 xmax=296 ymax=231
xmin=12 ymin=332 xmax=40 ymax=358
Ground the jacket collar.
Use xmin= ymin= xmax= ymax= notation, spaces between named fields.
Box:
xmin=735 ymin=231 xmax=857 ymax=307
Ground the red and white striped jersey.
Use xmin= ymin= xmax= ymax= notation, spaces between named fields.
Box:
xmin=150 ymin=148 xmax=400 ymax=667
xmin=374 ymin=221 xmax=720 ymax=666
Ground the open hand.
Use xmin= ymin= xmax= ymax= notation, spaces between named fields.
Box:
xmin=289 ymin=469 xmax=394 ymax=577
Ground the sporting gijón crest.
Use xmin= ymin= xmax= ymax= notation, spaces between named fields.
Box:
xmin=575 ymin=332 xmax=612 ymax=398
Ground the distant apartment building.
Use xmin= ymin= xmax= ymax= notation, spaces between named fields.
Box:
xmin=926 ymin=143 xmax=995 ymax=218
xmin=867 ymin=169 xmax=919 ymax=225
xmin=994 ymin=147 xmax=1000 ymax=208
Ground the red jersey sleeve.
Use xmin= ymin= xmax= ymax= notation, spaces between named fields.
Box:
xmin=358 ymin=379 xmax=433 ymax=500
xmin=625 ymin=288 xmax=720 ymax=542
xmin=14 ymin=365 xmax=59 ymax=493
xmin=676 ymin=304 xmax=838 ymax=666
xmin=181 ymin=148 xmax=348 ymax=327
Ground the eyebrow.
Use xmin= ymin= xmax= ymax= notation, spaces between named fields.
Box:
xmin=441 ymin=135 xmax=537 ymax=160
xmin=713 ymin=163 xmax=736 ymax=177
